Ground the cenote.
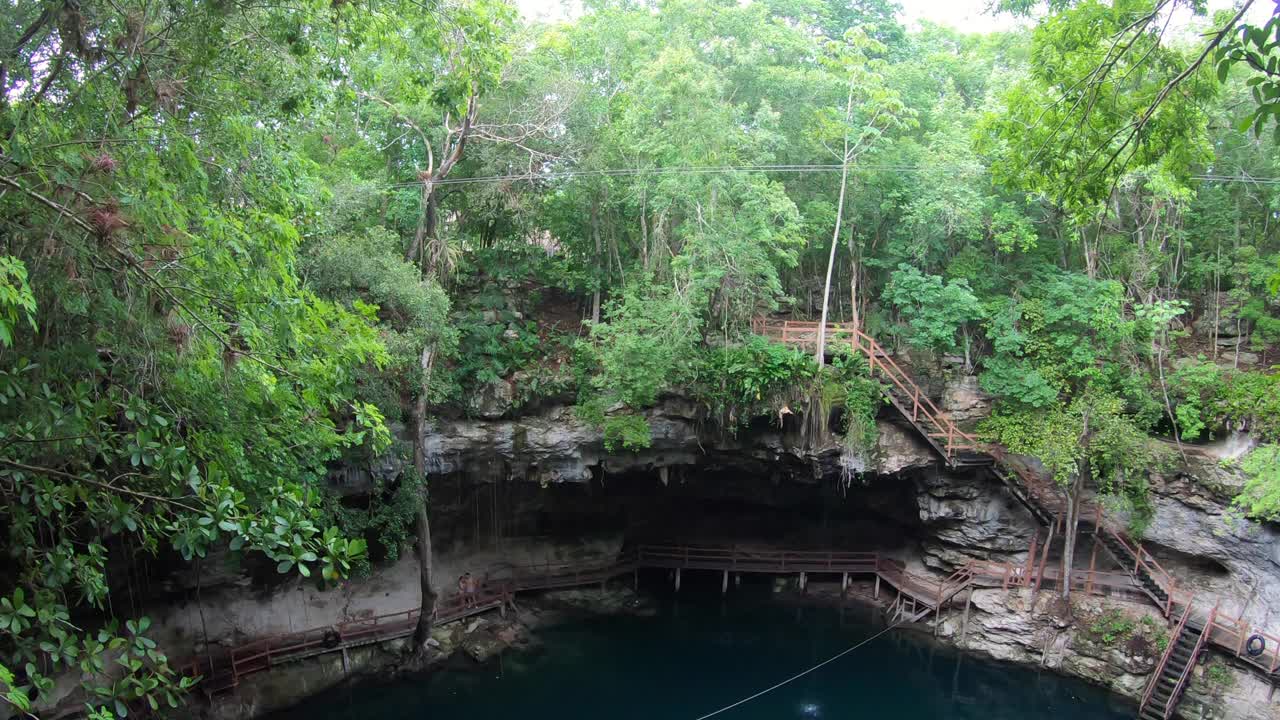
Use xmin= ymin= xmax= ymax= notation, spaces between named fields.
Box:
xmin=269 ymin=579 xmax=1134 ymax=720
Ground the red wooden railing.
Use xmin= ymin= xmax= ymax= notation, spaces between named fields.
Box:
xmin=1140 ymin=602 xmax=1196 ymax=716
xmin=182 ymin=539 xmax=1207 ymax=695
xmin=750 ymin=318 xmax=980 ymax=460
xmin=757 ymin=315 xmax=1280 ymax=700
xmin=1199 ymin=608 xmax=1280 ymax=677
xmin=1159 ymin=609 xmax=1214 ymax=719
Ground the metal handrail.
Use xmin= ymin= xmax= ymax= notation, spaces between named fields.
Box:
xmin=1140 ymin=601 xmax=1195 ymax=715
xmin=1162 ymin=609 xmax=1213 ymax=719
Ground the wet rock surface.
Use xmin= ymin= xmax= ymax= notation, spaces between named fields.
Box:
xmin=421 ymin=394 xmax=942 ymax=484
xmin=914 ymin=471 xmax=1037 ymax=570
xmin=934 ymin=590 xmax=1279 ymax=720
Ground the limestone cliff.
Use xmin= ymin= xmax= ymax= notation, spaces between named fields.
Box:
xmin=145 ymin=382 xmax=1280 ymax=720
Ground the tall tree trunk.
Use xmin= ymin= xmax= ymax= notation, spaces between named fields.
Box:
xmin=815 ymin=180 xmax=845 ymax=365
xmin=591 ymin=201 xmax=602 ymax=324
xmin=1081 ymin=225 xmax=1098 ymax=280
xmin=422 ymin=190 xmax=441 ymax=276
xmin=1061 ymin=411 xmax=1091 ymax=602
xmin=815 ymin=80 xmax=858 ymax=365
xmin=411 ymin=346 xmax=437 ymax=649
xmin=407 ymin=181 xmax=433 ymax=263
xmin=848 ymin=223 xmax=861 ymax=332
xmin=1060 ymin=469 xmax=1083 ymax=601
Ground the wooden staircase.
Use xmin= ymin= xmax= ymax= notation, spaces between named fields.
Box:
xmin=753 ymin=317 xmax=1257 ymax=720
xmin=750 ymin=318 xmax=984 ymax=466
xmin=991 ymin=462 xmax=1180 ymax=615
xmin=887 ymin=592 xmax=932 ymax=623
xmin=1139 ymin=606 xmax=1211 ymax=720
xmin=1097 ymin=527 xmax=1171 ymax=610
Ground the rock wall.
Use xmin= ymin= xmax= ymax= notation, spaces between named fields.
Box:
xmin=148 ymin=537 xmax=623 ymax=663
xmin=1138 ymin=450 xmax=1280 ymax=632
xmin=914 ymin=471 xmax=1038 ymax=570
xmin=935 ymin=589 xmax=1280 ymax=720
xmin=138 ymin=380 xmax=1280 ymax=720
xmin=421 ymin=397 xmax=942 ymax=485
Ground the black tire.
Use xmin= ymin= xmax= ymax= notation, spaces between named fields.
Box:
xmin=1247 ymin=634 xmax=1265 ymax=657
xmin=322 ymin=629 xmax=341 ymax=649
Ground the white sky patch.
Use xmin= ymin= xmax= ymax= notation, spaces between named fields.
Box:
xmin=515 ymin=0 xmax=1275 ymax=36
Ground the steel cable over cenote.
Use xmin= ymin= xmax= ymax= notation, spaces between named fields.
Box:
xmin=690 ymin=620 xmax=904 ymax=720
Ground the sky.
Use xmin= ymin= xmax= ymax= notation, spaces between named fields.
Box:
xmin=515 ymin=0 xmax=1275 ymax=35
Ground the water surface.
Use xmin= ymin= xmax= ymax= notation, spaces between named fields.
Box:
xmin=272 ymin=582 xmax=1133 ymax=720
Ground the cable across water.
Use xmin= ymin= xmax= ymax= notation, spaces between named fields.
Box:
xmin=690 ymin=620 xmax=904 ymax=720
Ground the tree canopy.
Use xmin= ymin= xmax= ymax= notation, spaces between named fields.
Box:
xmin=2 ymin=0 xmax=1280 ymax=713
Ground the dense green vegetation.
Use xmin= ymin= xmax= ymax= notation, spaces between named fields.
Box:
xmin=1 ymin=0 xmax=1278 ymax=715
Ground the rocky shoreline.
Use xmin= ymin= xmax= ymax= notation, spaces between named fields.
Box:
xmin=192 ymin=584 xmax=658 ymax=720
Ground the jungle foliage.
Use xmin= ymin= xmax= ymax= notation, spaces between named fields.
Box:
xmin=2 ymin=0 xmax=1280 ymax=714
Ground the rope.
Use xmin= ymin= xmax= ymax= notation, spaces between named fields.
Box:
xmin=691 ymin=620 xmax=904 ymax=720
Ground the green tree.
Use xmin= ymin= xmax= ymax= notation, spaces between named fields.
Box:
xmin=884 ymin=264 xmax=984 ymax=366
xmin=814 ymin=27 xmax=913 ymax=359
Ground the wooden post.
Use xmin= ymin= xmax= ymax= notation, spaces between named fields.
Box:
xmin=721 ymin=569 xmax=729 ymax=595
xmin=1025 ymin=533 xmax=1038 ymax=585
xmin=842 ymin=572 xmax=849 ymax=594
xmin=674 ymin=568 xmax=681 ymax=592
xmin=799 ymin=572 xmax=807 ymax=593
xmin=959 ymin=589 xmax=973 ymax=647
xmin=1033 ymin=521 xmax=1055 ymax=594
xmin=1086 ymin=537 xmax=1098 ymax=596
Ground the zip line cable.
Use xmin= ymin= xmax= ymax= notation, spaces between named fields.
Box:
xmin=690 ymin=619 xmax=904 ymax=720
xmin=367 ymin=162 xmax=1280 ymax=190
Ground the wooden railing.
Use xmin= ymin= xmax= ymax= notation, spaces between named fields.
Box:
xmin=1160 ymin=610 xmax=1214 ymax=719
xmin=178 ymin=543 xmax=1004 ymax=693
xmin=751 ymin=318 xmax=979 ymax=460
xmin=181 ymin=587 xmax=512 ymax=692
xmin=994 ymin=457 xmax=1179 ymax=601
xmin=754 ymin=316 xmax=1280 ymax=698
xmin=1140 ymin=602 xmax=1196 ymax=716
xmin=180 ymin=536 xmax=1280 ymax=699
xmin=1200 ymin=609 xmax=1280 ymax=676
xmin=634 ymin=544 xmax=880 ymax=574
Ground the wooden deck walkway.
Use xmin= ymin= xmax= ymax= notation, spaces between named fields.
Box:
xmin=180 ymin=540 xmax=1178 ymax=694
xmin=182 ymin=544 xmax=955 ymax=692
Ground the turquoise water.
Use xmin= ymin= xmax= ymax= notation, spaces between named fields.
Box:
xmin=272 ymin=582 xmax=1133 ymax=720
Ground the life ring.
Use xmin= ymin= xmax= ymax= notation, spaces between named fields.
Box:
xmin=1246 ymin=634 xmax=1266 ymax=657
xmin=322 ymin=628 xmax=341 ymax=649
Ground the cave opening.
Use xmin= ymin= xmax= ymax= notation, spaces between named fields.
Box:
xmin=429 ymin=467 xmax=931 ymax=559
